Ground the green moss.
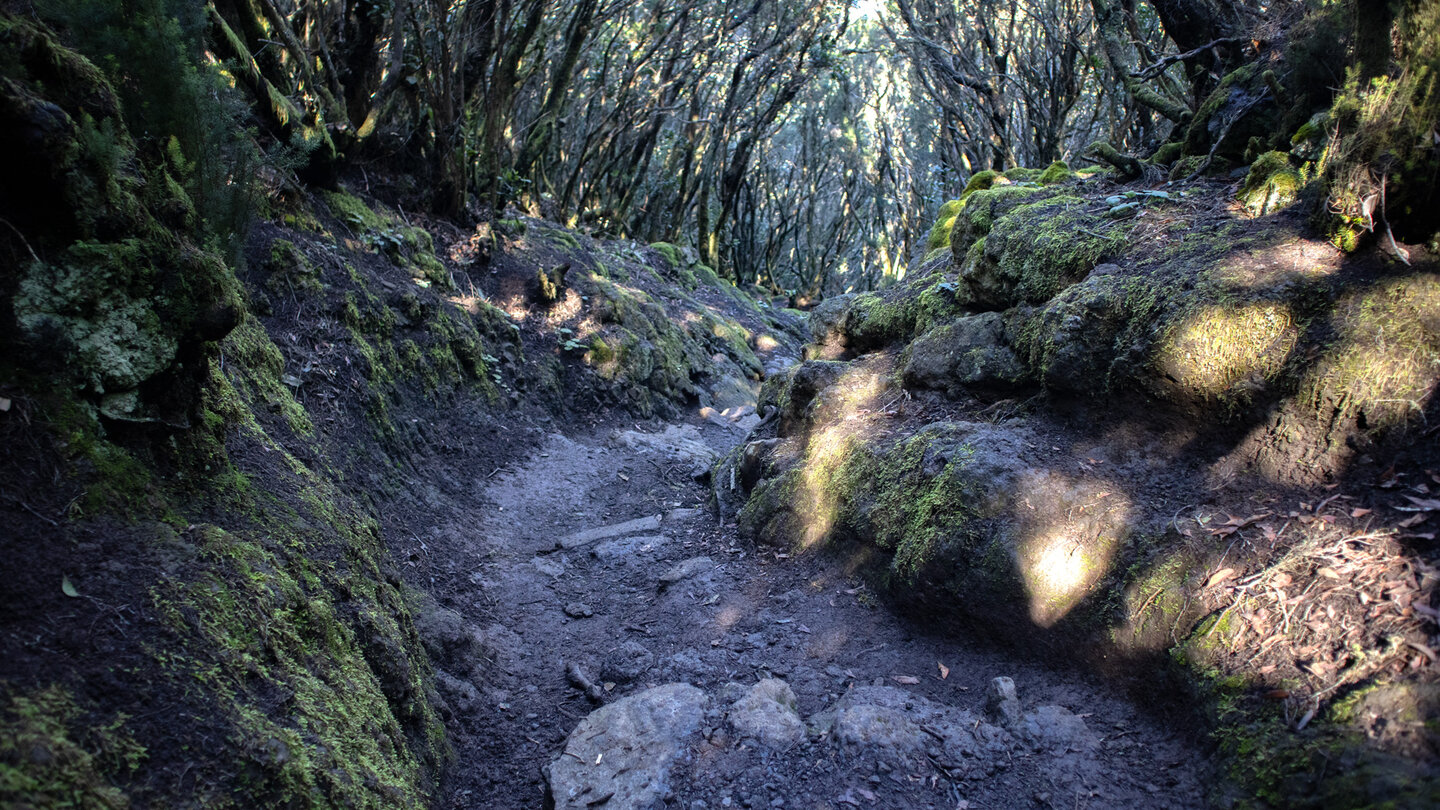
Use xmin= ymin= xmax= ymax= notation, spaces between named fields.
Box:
xmin=155 ymin=521 xmax=440 ymax=809
xmin=1238 ymin=151 xmax=1302 ymax=215
xmin=0 ymin=685 xmax=144 ymax=808
xmin=948 ymin=185 xmax=1052 ymax=261
xmin=222 ymin=316 xmax=314 ymax=437
xmin=649 ymin=242 xmax=683 ymax=268
xmin=1037 ymin=160 xmax=1074 ymax=184
xmin=1169 ymin=154 xmax=1209 ymax=181
xmin=962 ymin=196 xmax=1128 ymax=308
xmin=1302 ymin=274 xmax=1440 ymax=430
xmin=959 ymin=169 xmax=1004 ymax=200
xmin=925 ymin=199 xmax=964 ymax=251
xmin=1151 ymin=142 xmax=1184 ymax=165
xmin=1002 ymin=166 xmax=1040 ymax=182
xmin=321 ymin=190 xmax=384 ymax=231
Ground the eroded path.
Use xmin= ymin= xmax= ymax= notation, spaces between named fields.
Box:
xmin=421 ymin=412 xmax=1207 ymax=809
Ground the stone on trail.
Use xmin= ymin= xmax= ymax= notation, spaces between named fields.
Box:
xmin=546 ymin=683 xmax=709 ymax=810
xmin=558 ymin=514 xmax=662 ymax=549
xmin=727 ymin=679 xmax=806 ymax=749
xmin=985 ymin=676 xmax=1024 ymax=726
xmin=658 ymin=556 xmax=714 ymax=587
xmin=592 ymin=534 xmax=671 ymax=561
xmin=563 ymin=602 xmax=595 ymax=618
xmin=601 ymin=641 xmax=655 ymax=683
xmin=612 ymin=424 xmax=719 ymax=474
xmin=532 ymin=555 xmax=565 ymax=577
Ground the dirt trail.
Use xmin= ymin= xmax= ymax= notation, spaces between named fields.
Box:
xmin=420 ymin=411 xmax=1208 ymax=809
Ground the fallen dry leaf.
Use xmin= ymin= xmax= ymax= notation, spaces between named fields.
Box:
xmin=891 ymin=675 xmax=920 ymax=685
xmin=1398 ymin=496 xmax=1440 ymax=512
xmin=1318 ymin=567 xmax=1341 ymax=580
xmin=938 ymin=662 xmax=950 ymax=680
xmin=1398 ymin=514 xmax=1428 ymax=528
xmin=1351 ymin=507 xmax=1373 ymax=518
xmin=1205 ymin=568 xmax=1236 ymax=588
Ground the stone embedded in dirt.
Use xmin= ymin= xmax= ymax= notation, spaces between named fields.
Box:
xmin=559 ymin=514 xmax=662 ymax=549
xmin=613 ymin=425 xmax=719 ymax=475
xmin=546 ymin=683 xmax=709 ymax=810
xmin=665 ymin=507 xmax=703 ymax=524
xmin=1011 ymin=705 xmax=1100 ymax=752
xmin=985 ymin=676 xmax=1024 ymax=727
xmin=601 ymin=641 xmax=656 ymax=683
xmin=726 ymin=679 xmax=806 ymax=749
xmin=901 ymin=310 xmax=1028 ymax=394
xmin=592 ymin=534 xmax=671 ymax=561
xmin=564 ymin=602 xmax=595 ymax=618
xmin=835 ymin=703 xmax=925 ymax=759
xmin=818 ymin=686 xmax=1014 ymax=772
xmin=532 ymin=556 xmax=565 ymax=577
xmin=658 ymin=556 xmax=714 ymax=587
xmin=413 ymin=596 xmax=488 ymax=682
xmin=434 ymin=669 xmax=482 ymax=715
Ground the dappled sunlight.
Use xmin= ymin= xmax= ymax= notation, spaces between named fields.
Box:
xmin=1208 ymin=239 xmax=1341 ymax=291
xmin=1156 ymin=302 xmax=1297 ymax=399
xmin=1020 ymin=529 xmax=1122 ymax=628
xmin=1299 ymin=275 xmax=1440 ymax=432
xmin=715 ymin=603 xmax=744 ymax=632
xmin=756 ymin=334 xmax=780 ymax=352
xmin=794 ymin=364 xmax=892 ymax=550
xmin=1015 ymin=473 xmax=1129 ymax=627
xmin=543 ymin=288 xmax=585 ymax=325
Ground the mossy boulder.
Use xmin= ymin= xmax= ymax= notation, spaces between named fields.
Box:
xmin=948 ymin=186 xmax=1054 ymax=266
xmin=959 ymin=196 xmax=1128 ymax=310
xmin=925 ymin=199 xmax=964 ymax=251
xmin=1183 ymin=63 xmax=1278 ymax=160
xmin=734 ymin=417 xmax=1129 ymax=628
xmin=1238 ymin=151 xmax=1302 ymax=215
xmin=901 ymin=311 xmax=1030 ymax=394
xmin=1037 ymin=161 xmax=1075 ymax=185
xmin=1 ymin=16 xmax=242 ymax=424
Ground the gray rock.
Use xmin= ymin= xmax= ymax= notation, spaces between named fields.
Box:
xmin=1013 ymin=705 xmax=1100 ymax=752
xmin=902 ymin=311 xmax=1028 ymax=394
xmin=727 ymin=679 xmax=805 ymax=749
xmin=533 ymin=555 xmax=565 ymax=577
xmin=613 ymin=425 xmax=719 ymax=473
xmin=820 ymin=686 xmax=1013 ymax=771
xmin=659 ymin=556 xmax=714 ymax=587
xmin=986 ymin=676 xmax=1023 ymax=727
xmin=546 ymin=683 xmax=709 ymax=810
xmin=834 ymin=704 xmax=924 ymax=758
xmin=601 ymin=641 xmax=655 ymax=683
xmin=559 ymin=514 xmax=662 ymax=549
xmin=592 ymin=534 xmax=671 ymax=561
xmin=665 ymin=508 xmax=703 ymax=524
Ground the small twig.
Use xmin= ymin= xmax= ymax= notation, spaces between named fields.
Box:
xmin=1 ymin=491 xmax=60 ymax=527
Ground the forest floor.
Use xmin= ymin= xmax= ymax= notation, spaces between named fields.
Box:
xmin=399 ymin=404 xmax=1209 ymax=809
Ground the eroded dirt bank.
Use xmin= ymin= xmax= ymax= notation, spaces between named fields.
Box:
xmin=415 ymin=413 xmax=1206 ymax=809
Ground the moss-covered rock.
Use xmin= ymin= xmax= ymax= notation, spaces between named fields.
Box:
xmin=901 ymin=311 xmax=1030 ymax=394
xmin=1238 ymin=151 xmax=1302 ymax=215
xmin=959 ymin=196 xmax=1128 ymax=310
xmin=1037 ymin=161 xmax=1075 ymax=185
xmin=925 ymin=199 xmax=964 ymax=251
xmin=0 ymin=15 xmax=243 ymax=425
xmin=948 ymin=186 xmax=1054 ymax=266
